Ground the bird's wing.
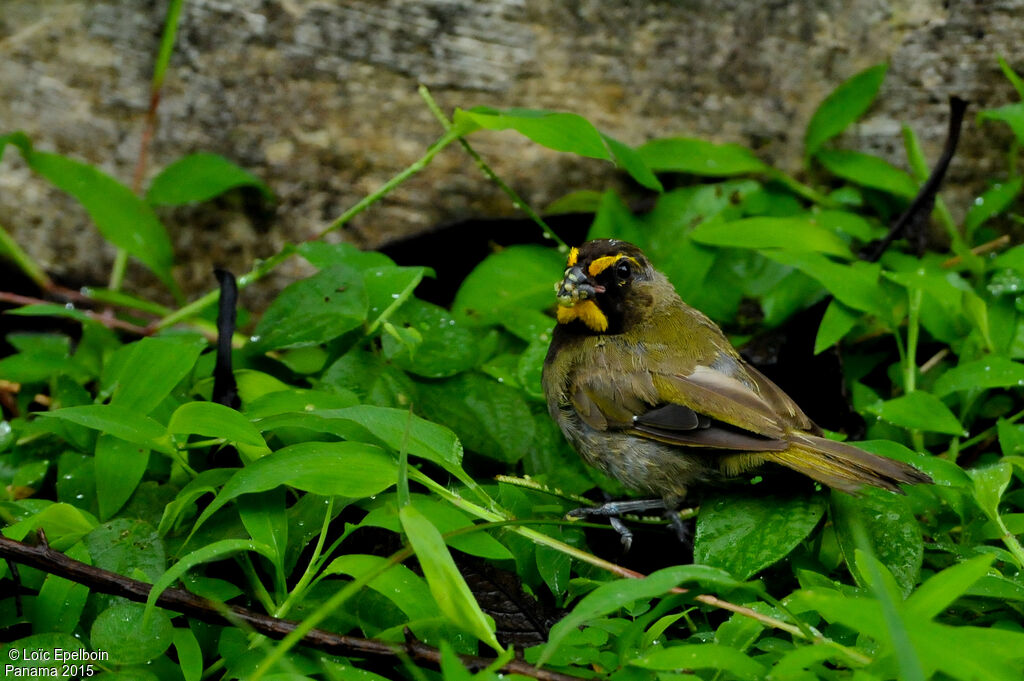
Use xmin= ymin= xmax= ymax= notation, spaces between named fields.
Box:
xmin=569 ymin=344 xmax=793 ymax=452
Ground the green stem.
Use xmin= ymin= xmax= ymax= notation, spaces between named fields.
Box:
xmin=0 ymin=221 xmax=52 ymax=289
xmin=766 ymin=169 xmax=838 ymax=208
xmin=274 ymin=497 xmax=334 ymax=620
xmin=319 ymin=127 xmax=463 ymax=238
xmin=905 ymin=288 xmax=925 ymax=451
xmin=418 ymin=85 xmax=568 ymax=250
xmin=993 ymin=513 xmax=1024 ymax=568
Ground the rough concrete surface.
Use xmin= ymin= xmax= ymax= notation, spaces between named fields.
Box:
xmin=0 ymin=0 xmax=1021 ymax=307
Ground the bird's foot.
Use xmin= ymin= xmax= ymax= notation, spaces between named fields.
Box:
xmin=568 ymin=498 xmax=678 ymax=550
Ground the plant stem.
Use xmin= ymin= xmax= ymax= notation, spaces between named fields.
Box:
xmin=0 ymin=221 xmax=52 ymax=289
xmin=905 ymin=288 xmax=925 ymax=451
xmin=418 ymin=85 xmax=568 ymax=251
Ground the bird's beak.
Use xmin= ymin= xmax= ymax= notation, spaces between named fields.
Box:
xmin=556 ymin=265 xmax=606 ymax=307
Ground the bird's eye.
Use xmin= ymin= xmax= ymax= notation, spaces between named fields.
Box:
xmin=615 ymin=260 xmax=632 ymax=281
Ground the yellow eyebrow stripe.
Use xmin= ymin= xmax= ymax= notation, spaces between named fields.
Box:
xmin=588 ymin=254 xmax=638 ymax=277
xmin=566 ymin=247 xmax=580 ymax=267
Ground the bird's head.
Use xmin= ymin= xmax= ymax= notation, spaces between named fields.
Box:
xmin=554 ymin=239 xmax=659 ymax=334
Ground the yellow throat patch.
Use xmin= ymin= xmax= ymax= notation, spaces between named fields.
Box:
xmin=556 ymin=299 xmax=608 ymax=332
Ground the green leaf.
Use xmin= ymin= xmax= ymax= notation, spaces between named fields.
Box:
xmin=399 ymin=504 xmax=502 ymax=652
xmin=457 ymin=107 xmax=610 ymax=158
xmin=1 ymin=634 xmax=83 ymax=677
xmin=866 ymin=392 xmax=965 ymax=435
xmin=95 ymin=435 xmax=150 ymax=520
xmin=146 ymin=152 xmax=273 ymax=205
xmin=238 ymin=489 xmax=288 ymax=571
xmin=38 ymin=405 xmax=175 ymax=454
xmin=638 ymin=137 xmax=769 ymax=176
xmin=147 ymin=538 xmax=274 ymax=613
xmin=109 ymin=335 xmax=207 ymax=415
xmin=250 ymin=264 xmax=368 ymax=351
xmin=971 ymin=462 xmax=1012 ymax=522
xmin=805 ymin=63 xmax=888 ymax=157
xmin=191 ymin=442 xmax=396 ymax=534
xmin=765 ymin=251 xmax=890 ymax=318
xmin=979 ymin=102 xmax=1024 ymax=144
xmin=3 ymin=503 xmax=97 ymax=549
xmin=323 ymin=553 xmax=438 ymax=622
xmin=417 ymin=372 xmax=534 ymax=463
xmin=631 ymin=643 xmax=766 ymax=680
xmin=601 ymin=133 xmax=663 ymax=191
xmin=998 ymin=55 xmax=1024 ymax=99
xmin=832 ymin=489 xmax=923 ymax=596
xmin=174 ymin=628 xmax=204 ymax=681
xmin=933 ymin=356 xmax=1024 ymax=396
xmin=381 ymin=298 xmax=486 ymax=377
xmin=815 ymin=300 xmax=860 ymax=354
xmin=695 ymin=492 xmax=826 ymax=580
xmin=321 ymin=349 xmax=418 ymax=408
xmin=32 ymin=541 xmax=90 ymax=633
xmin=904 ymin=554 xmax=995 ymax=621
xmin=964 ymin=177 xmax=1023 ymax=237
xmin=168 ymin=401 xmax=267 ymax=447
xmin=690 ymin=216 xmax=853 ymax=257
xmin=85 ymin=519 xmax=166 ymax=584
xmin=452 ymin=245 xmax=565 ymax=324
xmin=816 ymin=149 xmax=918 ymax=198
xmin=3 ymin=136 xmax=175 ymax=288
xmin=91 ymin=601 xmax=174 ymax=664
xmin=539 ymin=565 xmax=744 ymax=666
xmin=363 ymin=264 xmax=430 ymax=331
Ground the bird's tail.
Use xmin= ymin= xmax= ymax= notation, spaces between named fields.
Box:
xmin=764 ymin=434 xmax=933 ymax=494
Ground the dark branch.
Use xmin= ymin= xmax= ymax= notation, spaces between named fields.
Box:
xmin=0 ymin=534 xmax=587 ymax=681
xmin=864 ymin=96 xmax=969 ymax=263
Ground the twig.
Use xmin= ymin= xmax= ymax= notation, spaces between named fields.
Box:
xmin=0 ymin=291 xmax=153 ymax=336
xmin=0 ymin=535 xmax=586 ymax=681
xmin=941 ymin=234 xmax=1011 ymax=268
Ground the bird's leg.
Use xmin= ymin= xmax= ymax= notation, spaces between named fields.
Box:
xmin=568 ymin=498 xmax=669 ymax=550
xmin=664 ymin=508 xmax=690 ymax=544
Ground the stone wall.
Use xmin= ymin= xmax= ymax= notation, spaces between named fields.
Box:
xmin=1 ymin=0 xmax=1020 ymax=305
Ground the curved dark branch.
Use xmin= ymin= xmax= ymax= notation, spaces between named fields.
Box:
xmin=0 ymin=534 xmax=587 ymax=681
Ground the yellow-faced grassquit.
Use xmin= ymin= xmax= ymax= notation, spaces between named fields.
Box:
xmin=542 ymin=239 xmax=931 ymax=540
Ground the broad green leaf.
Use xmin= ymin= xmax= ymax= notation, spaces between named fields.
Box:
xmin=816 ymin=149 xmax=918 ymax=198
xmin=832 ymin=489 xmax=923 ymax=596
xmin=321 ymin=349 xmax=418 ymax=408
xmin=456 ymin=107 xmax=661 ymax=190
xmin=2 ymin=502 xmax=97 ymax=549
xmin=250 ymin=264 xmax=368 ymax=351
xmin=971 ymin=462 xmax=1012 ymax=521
xmin=3 ymin=134 xmax=174 ymax=288
xmin=297 ymin=240 xmax=394 ymax=271
xmin=191 ymin=442 xmax=396 ymax=533
xmin=92 ymin=601 xmax=174 ymax=664
xmin=417 ymin=372 xmax=534 ymax=463
xmin=38 ymin=405 xmax=175 ymax=454
xmin=452 ymin=245 xmax=565 ymax=323
xmin=587 ymin=189 xmax=647 ymax=244
xmin=168 ymin=401 xmax=267 ymax=447
xmin=695 ymin=492 xmax=826 ymax=580
xmin=904 ymin=554 xmax=995 ymax=620
xmin=998 ymin=55 xmax=1024 ymax=99
xmin=545 ymin=189 xmax=604 ymax=214
xmin=244 ymin=388 xmax=359 ymax=418
xmin=95 ymin=434 xmax=149 ymax=520
xmin=631 ymin=643 xmax=766 ymax=680
xmin=109 ymin=334 xmax=206 ymax=415
xmin=85 ymin=519 xmax=166 ymax=584
xmin=815 ymin=299 xmax=860 ymax=353
xmin=979 ymin=102 xmax=1024 ymax=144
xmin=457 ymin=107 xmax=610 ymax=158
xmin=363 ymin=264 xmax=430 ymax=331
xmin=691 ymin=216 xmax=853 ymax=257
xmin=381 ymin=298 xmax=487 ymax=377
xmin=964 ymin=177 xmax=1023 ymax=236
xmin=146 ymin=152 xmax=273 ymax=205
xmin=323 ymin=553 xmax=437 ymax=622
xmin=765 ymin=251 xmax=890 ymax=318
xmin=539 ymin=565 xmax=745 ymax=666
xmin=867 ymin=391 xmax=965 ymax=435
xmin=805 ymin=63 xmax=888 ymax=157
xmin=933 ymin=356 xmax=1024 ymax=396
xmin=157 ymin=468 xmax=235 ymax=536
xmin=638 ymin=137 xmax=769 ymax=176
xmin=812 ymin=209 xmax=881 ymax=241
xmin=399 ymin=504 xmax=502 ymax=652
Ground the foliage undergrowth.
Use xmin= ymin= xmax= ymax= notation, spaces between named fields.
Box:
xmin=2 ymin=44 xmax=1024 ymax=681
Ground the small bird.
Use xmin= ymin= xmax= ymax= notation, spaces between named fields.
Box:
xmin=542 ymin=239 xmax=931 ymax=542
